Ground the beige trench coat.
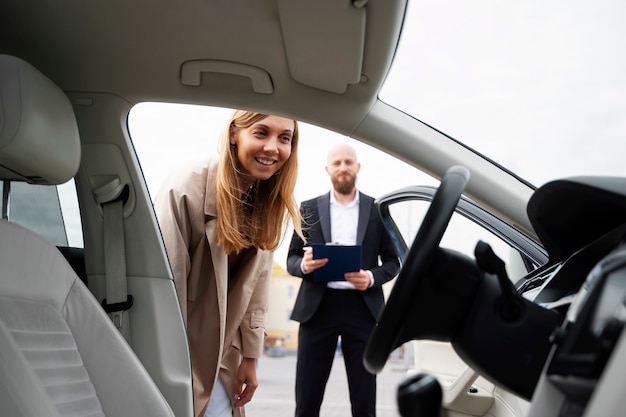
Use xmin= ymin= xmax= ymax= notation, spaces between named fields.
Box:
xmin=154 ymin=157 xmax=271 ymax=417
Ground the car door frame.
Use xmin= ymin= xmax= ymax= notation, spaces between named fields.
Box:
xmin=376 ymin=185 xmax=547 ymax=270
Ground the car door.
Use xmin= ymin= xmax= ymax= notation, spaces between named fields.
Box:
xmin=377 ymin=185 xmax=547 ymax=417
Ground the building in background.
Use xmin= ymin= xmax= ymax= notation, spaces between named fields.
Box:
xmin=266 ymin=263 xmax=301 ymax=354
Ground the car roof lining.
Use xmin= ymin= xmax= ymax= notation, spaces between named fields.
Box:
xmin=0 ymin=0 xmax=405 ymax=134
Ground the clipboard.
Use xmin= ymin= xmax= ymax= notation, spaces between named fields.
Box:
xmin=311 ymin=243 xmax=361 ymax=282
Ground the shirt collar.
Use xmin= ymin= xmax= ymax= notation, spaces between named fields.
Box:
xmin=330 ymin=189 xmax=360 ymax=208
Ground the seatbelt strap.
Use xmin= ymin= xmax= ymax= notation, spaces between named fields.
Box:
xmin=94 ymin=177 xmax=133 ymax=343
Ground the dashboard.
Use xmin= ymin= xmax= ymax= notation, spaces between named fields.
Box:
xmin=519 ymin=177 xmax=626 ymax=415
xmin=367 ymin=174 xmax=626 ymax=416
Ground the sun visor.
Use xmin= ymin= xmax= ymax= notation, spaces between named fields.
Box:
xmin=278 ymin=0 xmax=367 ymax=94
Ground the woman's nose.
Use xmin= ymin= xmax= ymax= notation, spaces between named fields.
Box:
xmin=264 ymin=137 xmax=279 ymax=153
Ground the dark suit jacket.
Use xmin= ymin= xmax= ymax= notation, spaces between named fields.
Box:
xmin=287 ymin=191 xmax=400 ymax=323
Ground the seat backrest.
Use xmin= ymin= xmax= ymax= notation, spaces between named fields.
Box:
xmin=0 ymin=54 xmax=175 ymax=417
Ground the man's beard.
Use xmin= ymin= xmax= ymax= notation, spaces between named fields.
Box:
xmin=332 ymin=173 xmax=356 ymax=195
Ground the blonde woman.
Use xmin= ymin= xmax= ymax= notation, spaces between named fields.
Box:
xmin=155 ymin=110 xmax=303 ymax=417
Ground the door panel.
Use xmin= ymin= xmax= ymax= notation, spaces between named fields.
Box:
xmin=377 ymin=186 xmax=544 ymax=417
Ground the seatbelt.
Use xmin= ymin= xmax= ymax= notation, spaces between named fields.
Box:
xmin=94 ymin=177 xmax=133 ymax=343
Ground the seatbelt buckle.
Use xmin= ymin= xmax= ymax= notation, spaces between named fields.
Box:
xmin=110 ymin=311 xmax=124 ymax=328
xmin=102 ymin=294 xmax=134 ymax=315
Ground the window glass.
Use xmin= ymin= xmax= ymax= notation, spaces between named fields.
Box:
xmin=58 ymin=180 xmax=84 ymax=248
xmin=11 ymin=182 xmax=67 ymax=246
xmin=3 ymin=180 xmax=83 ymax=248
xmin=128 ymin=102 xmax=438 ymax=266
xmin=381 ymin=0 xmax=626 ymax=186
xmin=389 ymin=199 xmax=528 ymax=280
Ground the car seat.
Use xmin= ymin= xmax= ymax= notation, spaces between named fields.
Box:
xmin=0 ymin=54 xmax=175 ymax=417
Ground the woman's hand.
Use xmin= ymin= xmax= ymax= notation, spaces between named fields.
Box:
xmin=234 ymin=357 xmax=258 ymax=408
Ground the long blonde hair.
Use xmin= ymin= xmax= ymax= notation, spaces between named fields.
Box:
xmin=215 ymin=110 xmax=304 ymax=254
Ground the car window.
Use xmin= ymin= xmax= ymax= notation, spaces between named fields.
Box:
xmin=128 ymin=102 xmax=439 ymax=266
xmin=381 ymin=0 xmax=626 ymax=186
xmin=0 ymin=179 xmax=83 ymax=248
xmin=388 ymin=199 xmax=535 ymax=281
xmin=129 ymin=102 xmax=547 ymax=281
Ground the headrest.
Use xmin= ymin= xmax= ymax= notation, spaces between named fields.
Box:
xmin=0 ymin=55 xmax=80 ymax=184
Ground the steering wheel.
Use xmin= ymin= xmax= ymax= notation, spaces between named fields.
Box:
xmin=364 ymin=165 xmax=471 ymax=373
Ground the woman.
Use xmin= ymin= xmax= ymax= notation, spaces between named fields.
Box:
xmin=154 ymin=110 xmax=303 ymax=417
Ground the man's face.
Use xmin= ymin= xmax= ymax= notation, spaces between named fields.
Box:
xmin=326 ymin=146 xmax=360 ymax=195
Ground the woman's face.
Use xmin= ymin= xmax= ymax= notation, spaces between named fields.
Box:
xmin=231 ymin=115 xmax=295 ymax=182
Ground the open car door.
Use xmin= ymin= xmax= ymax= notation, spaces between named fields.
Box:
xmin=375 ymin=184 xmax=547 ymax=417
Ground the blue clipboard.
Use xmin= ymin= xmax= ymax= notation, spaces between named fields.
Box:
xmin=311 ymin=243 xmax=361 ymax=282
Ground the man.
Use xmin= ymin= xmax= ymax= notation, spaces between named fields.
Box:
xmin=286 ymin=143 xmax=401 ymax=417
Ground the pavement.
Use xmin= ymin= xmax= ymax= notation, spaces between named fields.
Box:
xmin=245 ymin=352 xmax=410 ymax=417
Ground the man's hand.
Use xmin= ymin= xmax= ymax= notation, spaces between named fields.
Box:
xmin=345 ymin=269 xmax=371 ymax=291
xmin=234 ymin=357 xmax=258 ymax=408
xmin=302 ymin=247 xmax=328 ymax=274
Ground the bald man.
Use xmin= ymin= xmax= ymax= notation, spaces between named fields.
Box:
xmin=287 ymin=143 xmax=400 ymax=417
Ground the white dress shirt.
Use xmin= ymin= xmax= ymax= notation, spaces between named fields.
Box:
xmin=327 ymin=191 xmax=360 ymax=289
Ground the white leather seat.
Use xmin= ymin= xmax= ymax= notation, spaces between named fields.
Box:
xmin=0 ymin=54 xmax=175 ymax=417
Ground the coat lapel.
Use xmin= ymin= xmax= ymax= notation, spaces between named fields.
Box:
xmin=317 ymin=192 xmax=332 ymax=243
xmin=204 ymin=159 xmax=227 ymax=345
xmin=206 ymin=220 xmax=228 ymax=327
xmin=319 ymin=191 xmax=371 ymax=244
xmin=356 ymin=193 xmax=372 ymax=244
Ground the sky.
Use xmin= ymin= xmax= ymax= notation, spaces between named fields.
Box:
xmin=381 ymin=0 xmax=626 ymax=186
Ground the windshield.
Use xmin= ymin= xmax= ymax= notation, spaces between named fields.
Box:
xmin=381 ymin=0 xmax=626 ymax=187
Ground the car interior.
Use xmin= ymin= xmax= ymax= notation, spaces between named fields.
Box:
xmin=2 ymin=1 xmax=626 ymax=416
xmin=0 ymin=55 xmax=177 ymax=417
